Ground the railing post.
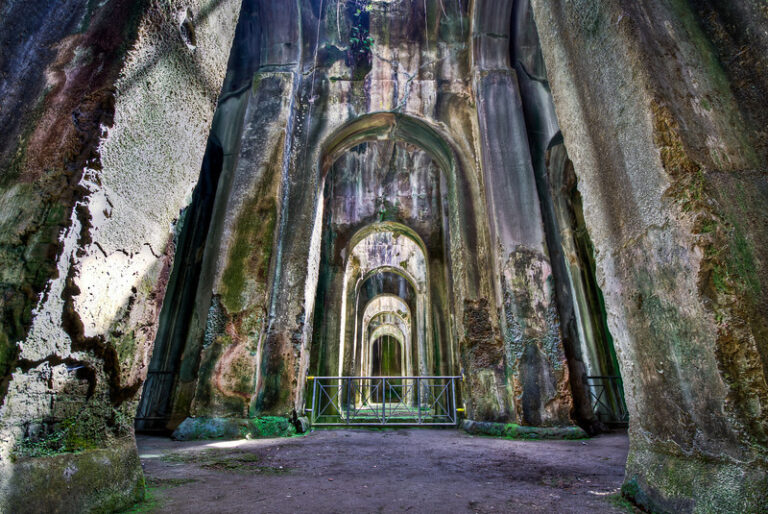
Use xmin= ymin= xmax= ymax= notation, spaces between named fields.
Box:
xmin=381 ymin=377 xmax=386 ymax=423
xmin=416 ymin=377 xmax=422 ymax=424
xmin=451 ymin=377 xmax=457 ymax=424
xmin=310 ymin=376 xmax=318 ymax=425
xmin=346 ymin=377 xmax=351 ymax=424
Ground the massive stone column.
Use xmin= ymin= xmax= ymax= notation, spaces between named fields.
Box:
xmin=175 ymin=71 xmax=295 ymax=423
xmin=0 ymin=0 xmax=241 ymax=511
xmin=163 ymin=0 xmax=302 ymax=435
xmin=511 ymin=0 xmax=608 ymax=433
xmin=531 ymin=0 xmax=768 ymax=510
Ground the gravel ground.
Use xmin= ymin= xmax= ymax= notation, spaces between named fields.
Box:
xmin=133 ymin=428 xmax=632 ymax=513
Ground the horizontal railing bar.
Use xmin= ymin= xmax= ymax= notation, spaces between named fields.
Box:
xmin=309 ymin=376 xmax=462 ymax=380
xmin=311 ymin=423 xmax=458 ymax=426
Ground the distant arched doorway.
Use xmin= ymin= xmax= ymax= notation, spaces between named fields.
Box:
xmin=305 ymin=113 xmax=487 ymax=424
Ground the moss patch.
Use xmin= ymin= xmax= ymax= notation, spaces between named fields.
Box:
xmin=14 ymin=405 xmax=132 ymax=459
xmin=245 ymin=415 xmax=297 ymax=438
xmin=219 ymin=134 xmax=283 ymax=314
xmin=219 ymin=195 xmax=277 ymax=312
xmin=171 ymin=416 xmax=299 ymax=441
xmin=461 ymin=419 xmax=587 ymax=440
xmin=607 ymin=492 xmax=641 ymax=513
xmin=7 ymin=438 xmax=144 ymax=513
xmin=117 ymin=485 xmax=161 ymax=514
xmin=117 ymin=477 xmax=198 ymax=513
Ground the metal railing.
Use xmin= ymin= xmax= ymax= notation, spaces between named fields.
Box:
xmin=134 ymin=370 xmax=176 ymax=431
xmin=307 ymin=376 xmax=461 ymax=426
xmin=586 ymin=376 xmax=628 ymax=425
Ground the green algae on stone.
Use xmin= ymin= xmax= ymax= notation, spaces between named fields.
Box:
xmin=7 ymin=438 xmax=144 ymax=513
xmin=624 ymin=443 xmax=768 ymax=513
xmin=171 ymin=416 xmax=298 ymax=441
xmin=219 ymin=166 xmax=280 ymax=313
xmin=13 ymin=404 xmax=132 ymax=459
xmin=245 ymin=416 xmax=297 ymax=438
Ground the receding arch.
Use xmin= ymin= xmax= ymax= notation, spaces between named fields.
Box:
xmin=362 ymin=294 xmax=411 ymax=329
xmin=307 ymin=110 xmax=493 ymax=410
xmin=349 ymin=225 xmax=429 ymax=293
xmin=361 ymin=294 xmax=413 ymax=379
xmin=313 ymin=111 xmax=484 ymax=295
xmin=343 ymin=250 xmax=428 ymax=378
xmin=348 ymin=221 xmax=429 ymax=262
xmin=340 ymin=225 xmax=429 ymax=379
xmin=320 ymin=112 xmax=457 ymax=177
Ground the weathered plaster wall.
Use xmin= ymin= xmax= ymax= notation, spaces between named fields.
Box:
xmin=531 ymin=0 xmax=768 ymax=510
xmin=0 ymin=0 xmax=240 ymax=510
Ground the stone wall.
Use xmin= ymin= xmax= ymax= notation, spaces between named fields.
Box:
xmin=531 ymin=0 xmax=768 ymax=510
xmin=162 ymin=0 xmax=577 ymax=431
xmin=0 ymin=0 xmax=240 ymax=510
xmin=165 ymin=0 xmax=493 ymax=424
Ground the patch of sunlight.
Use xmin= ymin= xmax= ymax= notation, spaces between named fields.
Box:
xmin=588 ymin=487 xmax=620 ymax=496
xmin=204 ymin=439 xmax=248 ymax=449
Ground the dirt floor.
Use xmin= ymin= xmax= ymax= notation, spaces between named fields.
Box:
xmin=132 ymin=428 xmax=632 ymax=513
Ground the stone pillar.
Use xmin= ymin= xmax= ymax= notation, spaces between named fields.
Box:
xmin=169 ymin=0 xmax=304 ymax=423
xmin=531 ymin=0 xmax=768 ymax=510
xmin=174 ymin=71 xmax=296 ymax=422
xmin=471 ymin=0 xmax=572 ymax=425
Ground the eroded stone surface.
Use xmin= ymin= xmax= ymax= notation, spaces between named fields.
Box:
xmin=0 ymin=0 xmax=240 ymax=509
xmin=531 ymin=0 xmax=768 ymax=510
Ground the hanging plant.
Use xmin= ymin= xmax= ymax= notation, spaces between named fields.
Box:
xmin=345 ymin=0 xmax=374 ymax=74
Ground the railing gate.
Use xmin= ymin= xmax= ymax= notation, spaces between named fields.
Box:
xmin=307 ymin=376 xmax=461 ymax=426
